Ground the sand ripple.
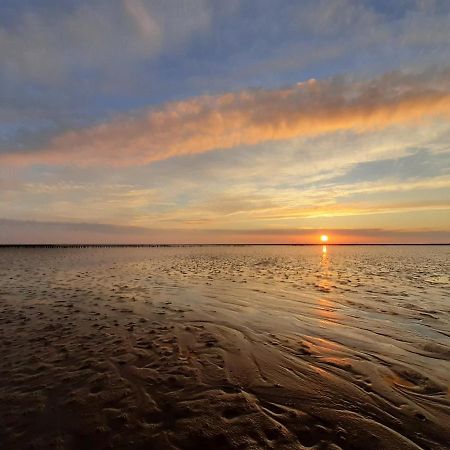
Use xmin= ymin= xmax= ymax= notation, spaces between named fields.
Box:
xmin=0 ymin=246 xmax=449 ymax=449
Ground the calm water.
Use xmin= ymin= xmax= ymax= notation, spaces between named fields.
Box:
xmin=1 ymin=245 xmax=449 ymax=449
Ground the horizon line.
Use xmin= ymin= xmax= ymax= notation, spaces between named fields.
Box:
xmin=1 ymin=243 xmax=449 ymax=248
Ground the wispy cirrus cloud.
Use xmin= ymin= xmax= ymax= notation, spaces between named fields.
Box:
xmin=2 ymin=68 xmax=449 ymax=167
xmin=0 ymin=0 xmax=212 ymax=84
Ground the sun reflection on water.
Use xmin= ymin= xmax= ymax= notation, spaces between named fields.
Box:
xmin=318 ymin=244 xmax=330 ymax=290
xmin=317 ymin=244 xmax=340 ymax=324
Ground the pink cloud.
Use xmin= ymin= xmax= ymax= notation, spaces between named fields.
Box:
xmin=2 ymin=69 xmax=450 ymax=167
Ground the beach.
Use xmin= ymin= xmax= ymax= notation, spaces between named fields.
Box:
xmin=0 ymin=245 xmax=449 ymax=449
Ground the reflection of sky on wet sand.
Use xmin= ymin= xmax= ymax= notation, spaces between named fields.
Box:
xmin=1 ymin=245 xmax=449 ymax=446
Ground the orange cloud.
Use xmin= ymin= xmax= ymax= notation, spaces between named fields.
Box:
xmin=2 ymin=69 xmax=450 ymax=166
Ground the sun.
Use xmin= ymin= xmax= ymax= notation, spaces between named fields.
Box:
xmin=320 ymin=234 xmax=329 ymax=242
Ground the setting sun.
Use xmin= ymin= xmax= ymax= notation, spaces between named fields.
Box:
xmin=320 ymin=234 xmax=329 ymax=242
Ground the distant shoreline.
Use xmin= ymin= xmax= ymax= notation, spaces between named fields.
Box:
xmin=0 ymin=243 xmax=449 ymax=248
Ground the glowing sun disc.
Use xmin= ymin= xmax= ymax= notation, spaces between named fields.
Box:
xmin=320 ymin=234 xmax=329 ymax=242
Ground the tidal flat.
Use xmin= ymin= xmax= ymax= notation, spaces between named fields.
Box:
xmin=0 ymin=245 xmax=449 ymax=449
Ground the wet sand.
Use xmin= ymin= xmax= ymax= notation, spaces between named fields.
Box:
xmin=0 ymin=246 xmax=449 ymax=449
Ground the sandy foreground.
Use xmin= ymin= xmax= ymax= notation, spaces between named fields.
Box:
xmin=0 ymin=246 xmax=449 ymax=449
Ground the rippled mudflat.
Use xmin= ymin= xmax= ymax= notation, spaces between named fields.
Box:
xmin=0 ymin=245 xmax=449 ymax=449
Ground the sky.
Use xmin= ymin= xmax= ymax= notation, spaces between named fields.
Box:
xmin=1 ymin=0 xmax=449 ymax=244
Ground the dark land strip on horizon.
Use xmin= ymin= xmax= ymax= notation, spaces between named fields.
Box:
xmin=0 ymin=243 xmax=449 ymax=248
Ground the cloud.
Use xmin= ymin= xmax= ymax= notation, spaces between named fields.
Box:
xmin=2 ymin=68 xmax=449 ymax=167
xmin=123 ymin=0 xmax=161 ymax=41
xmin=1 ymin=218 xmax=449 ymax=244
xmin=147 ymin=195 xmax=450 ymax=226
xmin=0 ymin=0 xmax=211 ymax=83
